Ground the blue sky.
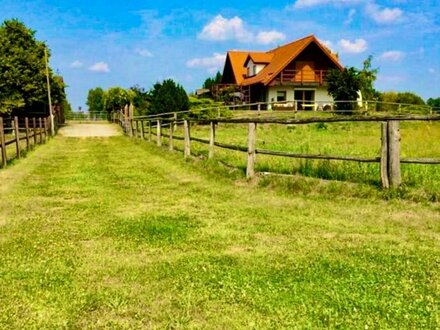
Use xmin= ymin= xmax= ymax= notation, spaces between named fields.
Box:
xmin=1 ymin=0 xmax=439 ymax=110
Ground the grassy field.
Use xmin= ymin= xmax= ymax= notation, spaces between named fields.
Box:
xmin=168 ymin=117 xmax=440 ymax=202
xmin=0 ymin=133 xmax=439 ymax=328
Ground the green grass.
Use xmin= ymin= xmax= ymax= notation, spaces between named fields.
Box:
xmin=0 ymin=133 xmax=439 ymax=328
xmin=171 ymin=119 xmax=440 ymax=201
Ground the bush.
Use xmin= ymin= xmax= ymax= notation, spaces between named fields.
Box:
xmin=188 ymin=106 xmax=233 ymax=120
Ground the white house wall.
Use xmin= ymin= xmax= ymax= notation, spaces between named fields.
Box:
xmin=266 ymin=86 xmax=333 ymax=109
xmin=315 ymin=87 xmax=333 ymax=103
xmin=267 ymin=86 xmax=332 ymax=101
xmin=267 ymin=86 xmax=295 ymax=103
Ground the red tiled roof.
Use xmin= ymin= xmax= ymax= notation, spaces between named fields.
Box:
xmin=224 ymin=51 xmax=249 ymax=85
xmin=224 ymin=35 xmax=343 ymax=87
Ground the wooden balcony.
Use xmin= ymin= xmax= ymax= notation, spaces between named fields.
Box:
xmin=277 ymin=69 xmax=328 ymax=85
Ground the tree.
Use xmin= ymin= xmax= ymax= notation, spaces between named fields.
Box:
xmin=87 ymin=87 xmax=105 ymax=113
xmin=104 ymin=87 xmax=131 ymax=112
xmin=129 ymin=85 xmax=150 ymax=116
xmin=427 ymin=97 xmax=440 ymax=111
xmin=202 ymin=71 xmax=222 ymax=90
xmin=0 ymin=19 xmax=58 ymax=114
xmin=378 ymin=91 xmax=426 ymax=113
xmin=149 ymin=79 xmax=189 ymax=115
xmin=358 ymin=55 xmax=379 ymax=101
xmin=326 ymin=67 xmax=361 ymax=114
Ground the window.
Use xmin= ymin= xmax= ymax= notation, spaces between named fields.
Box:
xmin=248 ymin=65 xmax=257 ymax=77
xmin=277 ymin=91 xmax=287 ymax=102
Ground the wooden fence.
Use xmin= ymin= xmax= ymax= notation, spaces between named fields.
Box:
xmin=0 ymin=115 xmax=55 ymax=167
xmin=117 ymin=111 xmax=440 ymax=189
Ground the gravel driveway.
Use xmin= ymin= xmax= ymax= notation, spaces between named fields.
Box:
xmin=58 ymin=123 xmax=122 ymax=137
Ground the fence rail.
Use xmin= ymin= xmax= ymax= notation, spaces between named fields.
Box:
xmin=0 ymin=115 xmax=56 ymax=167
xmin=115 ymin=105 xmax=440 ymax=189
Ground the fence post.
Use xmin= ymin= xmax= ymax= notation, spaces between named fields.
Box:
xmin=169 ymin=120 xmax=174 ymax=151
xmin=380 ymin=122 xmax=389 ymax=189
xmin=0 ymin=117 xmax=7 ymax=167
xmin=148 ymin=120 xmax=152 ymax=142
xmin=32 ymin=118 xmax=37 ymax=145
xmin=132 ymin=120 xmax=136 ymax=138
xmin=25 ymin=117 xmax=30 ymax=150
xmin=209 ymin=121 xmax=215 ymax=159
xmin=39 ymin=118 xmax=43 ymax=143
xmin=129 ymin=118 xmax=134 ymax=137
xmin=43 ymin=117 xmax=48 ymax=141
xmin=14 ymin=116 xmax=20 ymax=158
xmin=246 ymin=122 xmax=257 ymax=179
xmin=184 ymin=119 xmax=191 ymax=158
xmin=388 ymin=120 xmax=401 ymax=188
xmin=140 ymin=120 xmax=145 ymax=140
xmin=173 ymin=112 xmax=177 ymax=131
xmin=156 ymin=119 xmax=162 ymax=147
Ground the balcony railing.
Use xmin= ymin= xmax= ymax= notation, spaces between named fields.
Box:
xmin=278 ymin=69 xmax=328 ymax=85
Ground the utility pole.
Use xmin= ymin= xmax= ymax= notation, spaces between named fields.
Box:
xmin=44 ymin=48 xmax=55 ymax=136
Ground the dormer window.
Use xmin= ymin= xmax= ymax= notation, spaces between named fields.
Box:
xmin=247 ymin=60 xmax=257 ymax=77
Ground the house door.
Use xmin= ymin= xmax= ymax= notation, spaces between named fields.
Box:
xmin=295 ymin=61 xmax=315 ymax=82
xmin=295 ymin=90 xmax=315 ymax=110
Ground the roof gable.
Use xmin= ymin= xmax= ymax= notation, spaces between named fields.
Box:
xmin=224 ymin=35 xmax=342 ymax=86
xmin=221 ymin=51 xmax=248 ymax=85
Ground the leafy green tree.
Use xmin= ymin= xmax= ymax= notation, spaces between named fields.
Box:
xmin=326 ymin=67 xmax=361 ymax=114
xmin=378 ymin=91 xmax=427 ymax=113
xmin=129 ymin=85 xmax=150 ymax=116
xmin=202 ymin=71 xmax=222 ymax=90
xmin=87 ymin=87 xmax=105 ymax=113
xmin=0 ymin=19 xmax=59 ymax=114
xmin=51 ymin=75 xmax=67 ymax=106
xmin=149 ymin=79 xmax=189 ymax=115
xmin=358 ymin=55 xmax=379 ymax=101
xmin=397 ymin=92 xmax=425 ymax=106
xmin=104 ymin=87 xmax=131 ymax=112
xmin=427 ymin=97 xmax=440 ymax=111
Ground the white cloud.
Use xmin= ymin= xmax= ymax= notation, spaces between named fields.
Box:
xmin=88 ymin=62 xmax=110 ymax=73
xmin=344 ymin=8 xmax=356 ymax=24
xmin=379 ymin=50 xmax=404 ymax=61
xmin=70 ymin=60 xmax=83 ymax=68
xmin=198 ymin=15 xmax=253 ymax=42
xmin=365 ymin=3 xmax=403 ymax=24
xmin=186 ymin=53 xmax=226 ymax=73
xmin=135 ymin=49 xmax=153 ymax=57
xmin=256 ymin=30 xmax=286 ymax=45
xmin=338 ymin=38 xmax=367 ymax=53
xmin=198 ymin=15 xmax=285 ymax=45
xmin=292 ymin=0 xmax=363 ymax=9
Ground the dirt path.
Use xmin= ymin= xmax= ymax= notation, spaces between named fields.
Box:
xmin=58 ymin=122 xmax=122 ymax=137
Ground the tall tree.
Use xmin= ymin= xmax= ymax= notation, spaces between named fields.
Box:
xmin=358 ymin=55 xmax=379 ymax=101
xmin=149 ymin=79 xmax=189 ymax=115
xmin=326 ymin=67 xmax=362 ymax=114
xmin=0 ymin=19 xmax=59 ymax=114
xmin=427 ymin=97 xmax=440 ymax=110
xmin=202 ymin=71 xmax=222 ymax=90
xmin=130 ymin=85 xmax=150 ymax=116
xmin=104 ymin=87 xmax=131 ymax=112
xmin=86 ymin=87 xmax=105 ymax=113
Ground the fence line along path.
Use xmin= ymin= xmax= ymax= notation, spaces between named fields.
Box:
xmin=118 ymin=109 xmax=440 ymax=190
xmin=0 ymin=115 xmax=55 ymax=167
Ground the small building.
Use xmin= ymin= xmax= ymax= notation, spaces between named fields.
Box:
xmin=218 ymin=34 xmax=343 ymax=110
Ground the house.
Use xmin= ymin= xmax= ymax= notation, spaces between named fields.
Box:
xmin=218 ymin=35 xmax=343 ymax=110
